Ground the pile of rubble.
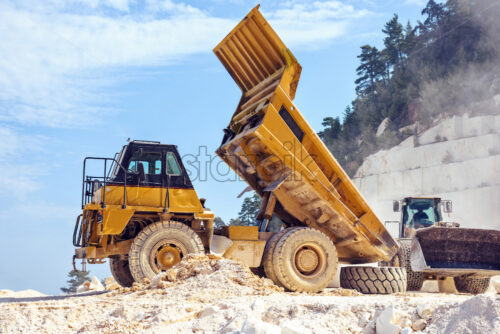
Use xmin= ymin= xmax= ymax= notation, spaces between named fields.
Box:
xmin=0 ymin=256 xmax=499 ymax=333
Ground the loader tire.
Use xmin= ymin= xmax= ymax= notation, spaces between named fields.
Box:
xmin=340 ymin=266 xmax=407 ymax=294
xmin=454 ymin=276 xmax=490 ymax=294
xmin=109 ymin=257 xmax=134 ymax=287
xmin=262 ymin=228 xmax=293 ymax=286
xmin=272 ymin=227 xmax=338 ymax=292
xmin=128 ymin=220 xmax=204 ymax=283
xmin=380 ymin=239 xmax=424 ymax=291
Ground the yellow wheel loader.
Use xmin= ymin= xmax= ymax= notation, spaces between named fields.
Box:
xmin=381 ymin=197 xmax=500 ymax=294
xmin=73 ymin=6 xmax=405 ymax=294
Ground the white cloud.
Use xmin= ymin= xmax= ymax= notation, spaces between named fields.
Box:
xmin=404 ymin=0 xmax=426 ymax=6
xmin=266 ymin=1 xmax=371 ymax=47
xmin=145 ymin=0 xmax=204 ymax=15
xmin=0 ymin=0 xmax=372 ymax=128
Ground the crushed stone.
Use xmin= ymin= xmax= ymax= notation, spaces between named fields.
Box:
xmin=1 ymin=256 xmax=499 ymax=333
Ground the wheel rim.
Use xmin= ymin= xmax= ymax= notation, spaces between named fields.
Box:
xmin=293 ymin=242 xmax=326 ymax=278
xmin=149 ymin=239 xmax=186 ymax=273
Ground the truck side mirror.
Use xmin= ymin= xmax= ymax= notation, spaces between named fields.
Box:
xmin=393 ymin=200 xmax=400 ymax=212
xmin=442 ymin=200 xmax=452 ymax=213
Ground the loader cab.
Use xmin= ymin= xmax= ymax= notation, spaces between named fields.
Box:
xmin=395 ymin=197 xmax=444 ymax=238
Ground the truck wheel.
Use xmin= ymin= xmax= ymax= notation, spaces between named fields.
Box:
xmin=128 ymin=220 xmax=204 ymax=283
xmin=272 ymin=227 xmax=338 ymax=292
xmin=340 ymin=266 xmax=407 ymax=294
xmin=109 ymin=257 xmax=134 ymax=287
xmin=454 ymin=276 xmax=490 ymax=294
xmin=380 ymin=239 xmax=424 ymax=291
xmin=262 ymin=228 xmax=293 ymax=286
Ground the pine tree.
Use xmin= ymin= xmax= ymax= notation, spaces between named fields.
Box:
xmin=318 ymin=117 xmax=341 ymax=147
xmin=355 ymin=45 xmax=385 ymax=96
xmin=235 ymin=193 xmax=262 ymax=226
xmin=382 ymin=14 xmax=404 ymax=69
xmin=213 ymin=217 xmax=226 ymax=229
xmin=60 ymin=270 xmax=91 ymax=294
xmin=422 ymin=0 xmax=445 ymax=29
xmin=401 ymin=21 xmax=417 ymax=58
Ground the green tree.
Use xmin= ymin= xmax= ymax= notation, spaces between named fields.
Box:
xmin=213 ymin=216 xmax=226 ymax=229
xmin=317 ymin=0 xmax=498 ymax=178
xmin=233 ymin=193 xmax=262 ymax=226
xmin=401 ymin=21 xmax=417 ymax=57
xmin=382 ymin=14 xmax=405 ymax=69
xmin=355 ymin=45 xmax=385 ymax=96
xmin=228 ymin=218 xmax=241 ymax=225
xmin=421 ymin=0 xmax=445 ymax=30
xmin=318 ymin=116 xmax=341 ymax=147
xmin=60 ymin=270 xmax=90 ymax=294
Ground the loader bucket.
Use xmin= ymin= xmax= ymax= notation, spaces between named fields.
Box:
xmin=411 ymin=227 xmax=500 ymax=277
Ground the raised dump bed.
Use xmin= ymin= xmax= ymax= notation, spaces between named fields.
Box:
xmin=214 ymin=5 xmax=398 ymax=264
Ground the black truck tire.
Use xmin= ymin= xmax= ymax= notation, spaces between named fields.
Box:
xmin=454 ymin=276 xmax=490 ymax=294
xmin=272 ymin=227 xmax=338 ymax=292
xmin=128 ymin=220 xmax=204 ymax=283
xmin=262 ymin=228 xmax=293 ymax=286
xmin=380 ymin=239 xmax=424 ymax=291
xmin=340 ymin=266 xmax=407 ymax=294
xmin=109 ymin=257 xmax=134 ymax=287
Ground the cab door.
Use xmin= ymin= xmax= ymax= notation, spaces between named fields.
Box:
xmin=164 ymin=150 xmax=201 ymax=212
xmin=126 ymin=149 xmax=163 ymax=206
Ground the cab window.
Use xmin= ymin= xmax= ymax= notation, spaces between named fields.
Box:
xmin=166 ymin=152 xmax=181 ymax=175
xmin=128 ymin=151 xmax=162 ymax=175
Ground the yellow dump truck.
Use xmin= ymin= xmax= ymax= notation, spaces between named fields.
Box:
xmin=73 ymin=140 xmax=215 ymax=287
xmin=73 ymin=6 xmax=403 ymax=294
xmin=212 ymin=6 xmax=403 ymax=293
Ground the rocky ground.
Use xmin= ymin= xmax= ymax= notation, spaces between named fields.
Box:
xmin=1 ymin=255 xmax=499 ymax=334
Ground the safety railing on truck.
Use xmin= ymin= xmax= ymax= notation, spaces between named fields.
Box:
xmin=81 ymin=157 xmax=129 ymax=209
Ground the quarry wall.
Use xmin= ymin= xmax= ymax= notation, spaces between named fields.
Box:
xmin=353 ymin=113 xmax=500 ymax=237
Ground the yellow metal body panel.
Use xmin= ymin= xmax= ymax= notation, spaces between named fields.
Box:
xmin=223 ymin=240 xmax=266 ymax=267
xmin=78 ymin=184 xmax=212 ymax=248
xmin=226 ymin=225 xmax=259 ymax=240
xmin=102 ymin=207 xmax=135 ymax=235
xmin=95 ymin=185 xmax=204 ymax=214
xmin=215 ymin=7 xmax=397 ymax=263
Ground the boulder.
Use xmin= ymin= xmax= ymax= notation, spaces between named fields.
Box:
xmin=105 ymin=276 xmax=120 ymax=290
xmin=412 ymin=319 xmax=426 ymax=331
xmin=400 ymin=328 xmax=413 ymax=334
xmin=198 ymin=306 xmax=218 ymax=318
xmin=376 ymin=118 xmax=390 ymax=137
xmin=149 ymin=272 xmax=165 ymax=289
xmin=491 ymin=276 xmax=500 ymax=293
xmin=375 ymin=306 xmax=401 ymax=334
xmin=240 ymin=316 xmax=281 ymax=334
xmin=281 ymin=321 xmax=311 ymax=334
xmin=416 ymin=304 xmax=434 ymax=320
xmin=76 ymin=281 xmax=90 ymax=293
xmin=88 ymin=276 xmax=105 ymax=291
xmin=250 ymin=298 xmax=266 ymax=312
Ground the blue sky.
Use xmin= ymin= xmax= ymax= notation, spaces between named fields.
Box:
xmin=0 ymin=0 xmax=432 ymax=294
